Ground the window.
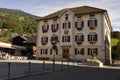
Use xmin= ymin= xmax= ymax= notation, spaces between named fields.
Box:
xmin=63 ymin=22 xmax=71 ymax=29
xmin=42 ymin=24 xmax=49 ymax=33
xmin=51 ymin=35 xmax=58 ymax=44
xmin=75 ymin=34 xmax=84 ymax=45
xmin=50 ymin=48 xmax=58 ymax=55
xmin=88 ymin=33 xmax=97 ymax=44
xmin=51 ymin=23 xmax=59 ymax=32
xmin=62 ymin=36 xmax=70 ymax=42
xmin=41 ymin=36 xmax=48 ymax=45
xmin=65 ymin=14 xmax=69 ymax=20
xmin=88 ymin=19 xmax=97 ymax=30
xmin=41 ymin=49 xmax=48 ymax=55
xmin=88 ymin=48 xmax=98 ymax=56
xmin=75 ymin=21 xmax=84 ymax=30
xmin=75 ymin=48 xmax=84 ymax=55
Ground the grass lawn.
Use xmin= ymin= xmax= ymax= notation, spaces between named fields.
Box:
xmin=111 ymin=38 xmax=119 ymax=47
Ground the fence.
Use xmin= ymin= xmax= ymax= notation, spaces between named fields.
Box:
xmin=0 ymin=60 xmax=77 ymax=80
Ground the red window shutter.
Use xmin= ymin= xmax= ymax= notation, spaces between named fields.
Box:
xmin=68 ymin=36 xmax=70 ymax=42
xmin=63 ymin=23 xmax=65 ymax=29
xmin=95 ymin=19 xmax=97 ymax=26
xmin=68 ymin=22 xmax=71 ymax=28
xmin=62 ymin=36 xmax=64 ymax=42
xmin=56 ymin=49 xmax=58 ymax=55
xmin=88 ymin=35 xmax=90 ymax=41
xmin=82 ymin=35 xmax=84 ymax=41
xmin=50 ymin=49 xmax=52 ymax=55
xmin=41 ymin=49 xmax=42 ymax=54
xmin=47 ymin=25 xmax=49 ymax=30
xmin=75 ymin=22 xmax=77 ymax=28
xmin=88 ymin=20 xmax=90 ymax=27
xmin=82 ymin=21 xmax=84 ymax=27
xmin=51 ymin=24 xmax=53 ymax=30
xmin=88 ymin=48 xmax=90 ymax=55
xmin=82 ymin=48 xmax=84 ymax=55
xmin=75 ymin=35 xmax=77 ymax=42
xmin=46 ymin=37 xmax=48 ymax=43
xmin=57 ymin=24 xmax=59 ymax=29
xmin=75 ymin=48 xmax=77 ymax=55
xmin=95 ymin=34 xmax=97 ymax=41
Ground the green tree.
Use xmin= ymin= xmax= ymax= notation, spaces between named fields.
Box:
xmin=115 ymin=41 xmax=120 ymax=60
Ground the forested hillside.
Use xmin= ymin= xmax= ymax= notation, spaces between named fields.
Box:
xmin=111 ymin=31 xmax=120 ymax=60
xmin=0 ymin=8 xmax=39 ymax=42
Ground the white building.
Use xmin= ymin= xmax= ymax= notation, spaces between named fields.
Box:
xmin=36 ymin=6 xmax=112 ymax=64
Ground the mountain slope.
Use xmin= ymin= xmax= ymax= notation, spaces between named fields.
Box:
xmin=0 ymin=8 xmax=39 ymax=42
xmin=0 ymin=8 xmax=39 ymax=18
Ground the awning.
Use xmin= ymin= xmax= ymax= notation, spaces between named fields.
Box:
xmin=0 ymin=42 xmax=15 ymax=49
xmin=0 ymin=42 xmax=26 ymax=50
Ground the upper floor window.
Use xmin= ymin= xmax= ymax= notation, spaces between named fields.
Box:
xmin=42 ymin=23 xmax=49 ymax=33
xmin=75 ymin=48 xmax=84 ymax=55
xmin=75 ymin=20 xmax=84 ymax=30
xmin=65 ymin=14 xmax=69 ymax=20
xmin=51 ymin=23 xmax=59 ymax=32
xmin=51 ymin=35 xmax=58 ymax=44
xmin=41 ymin=49 xmax=48 ymax=55
xmin=88 ymin=48 xmax=98 ymax=56
xmin=75 ymin=34 xmax=84 ymax=45
xmin=63 ymin=22 xmax=71 ymax=29
xmin=88 ymin=19 xmax=97 ymax=30
xmin=41 ymin=36 xmax=48 ymax=45
xmin=62 ymin=35 xmax=70 ymax=42
xmin=88 ymin=33 xmax=97 ymax=44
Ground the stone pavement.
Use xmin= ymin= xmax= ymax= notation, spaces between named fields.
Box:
xmin=10 ymin=66 xmax=120 ymax=80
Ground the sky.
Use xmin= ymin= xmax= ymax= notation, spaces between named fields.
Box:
xmin=0 ymin=0 xmax=119 ymax=31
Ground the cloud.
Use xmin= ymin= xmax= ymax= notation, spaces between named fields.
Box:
xmin=25 ymin=0 xmax=120 ymax=31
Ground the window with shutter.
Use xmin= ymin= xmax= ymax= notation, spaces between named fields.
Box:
xmin=82 ymin=21 xmax=84 ymax=27
xmin=50 ymin=49 xmax=52 ymax=55
xmin=68 ymin=22 xmax=71 ymax=28
xmin=68 ymin=36 xmax=70 ymax=42
xmin=75 ymin=48 xmax=77 ymax=55
xmin=75 ymin=21 xmax=84 ymax=30
xmin=88 ymin=33 xmax=97 ymax=44
xmin=62 ymin=36 xmax=64 ymax=42
xmin=88 ymin=19 xmax=97 ymax=30
xmin=56 ymin=49 xmax=58 ymax=55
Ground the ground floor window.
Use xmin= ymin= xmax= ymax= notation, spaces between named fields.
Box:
xmin=88 ymin=48 xmax=98 ymax=56
xmin=75 ymin=48 xmax=84 ymax=55
xmin=50 ymin=49 xmax=58 ymax=55
xmin=40 ymin=49 xmax=48 ymax=55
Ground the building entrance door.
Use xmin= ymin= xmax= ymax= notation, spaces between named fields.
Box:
xmin=63 ymin=49 xmax=69 ymax=58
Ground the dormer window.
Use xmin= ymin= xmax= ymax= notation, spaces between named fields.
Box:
xmin=41 ymin=36 xmax=48 ymax=45
xmin=75 ymin=34 xmax=84 ymax=45
xmin=88 ymin=18 xmax=97 ymax=30
xmin=88 ymin=33 xmax=97 ymax=44
xmin=75 ymin=20 xmax=84 ymax=30
xmin=42 ymin=23 xmax=49 ymax=33
xmin=65 ymin=14 xmax=69 ymax=20
xmin=51 ymin=23 xmax=59 ymax=32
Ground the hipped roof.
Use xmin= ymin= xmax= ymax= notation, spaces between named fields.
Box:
xmin=38 ymin=6 xmax=106 ymax=20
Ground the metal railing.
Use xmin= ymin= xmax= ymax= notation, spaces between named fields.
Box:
xmin=0 ymin=59 xmax=77 ymax=80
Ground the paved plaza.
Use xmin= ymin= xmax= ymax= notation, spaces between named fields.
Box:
xmin=0 ymin=60 xmax=119 ymax=80
xmin=11 ymin=66 xmax=120 ymax=80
